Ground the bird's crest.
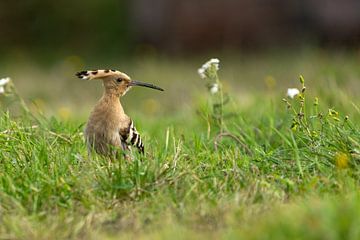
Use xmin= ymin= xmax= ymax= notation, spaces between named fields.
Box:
xmin=75 ymin=69 xmax=130 ymax=80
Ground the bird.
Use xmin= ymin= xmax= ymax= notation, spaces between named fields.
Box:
xmin=75 ymin=69 xmax=164 ymax=159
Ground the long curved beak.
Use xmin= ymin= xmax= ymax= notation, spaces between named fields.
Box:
xmin=129 ymin=80 xmax=164 ymax=91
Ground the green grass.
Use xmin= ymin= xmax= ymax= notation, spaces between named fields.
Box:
xmin=0 ymin=51 xmax=360 ymax=239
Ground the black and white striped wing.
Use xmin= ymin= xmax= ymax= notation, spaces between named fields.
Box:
xmin=120 ymin=120 xmax=144 ymax=154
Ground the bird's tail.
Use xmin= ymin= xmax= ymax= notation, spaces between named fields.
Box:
xmin=124 ymin=120 xmax=145 ymax=154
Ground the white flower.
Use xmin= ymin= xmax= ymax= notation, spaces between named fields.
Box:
xmin=198 ymin=58 xmax=220 ymax=79
xmin=205 ymin=58 xmax=220 ymax=70
xmin=198 ymin=68 xmax=206 ymax=79
xmin=0 ymin=77 xmax=10 ymax=86
xmin=210 ymin=83 xmax=219 ymax=94
xmin=287 ymin=88 xmax=300 ymax=99
xmin=0 ymin=77 xmax=10 ymax=94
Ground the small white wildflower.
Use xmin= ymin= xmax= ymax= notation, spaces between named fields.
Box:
xmin=198 ymin=68 xmax=206 ymax=79
xmin=163 ymin=163 xmax=169 ymax=169
xmin=287 ymin=88 xmax=300 ymax=99
xmin=198 ymin=58 xmax=220 ymax=79
xmin=0 ymin=77 xmax=10 ymax=94
xmin=210 ymin=83 xmax=219 ymax=94
xmin=205 ymin=58 xmax=220 ymax=70
xmin=0 ymin=77 xmax=10 ymax=86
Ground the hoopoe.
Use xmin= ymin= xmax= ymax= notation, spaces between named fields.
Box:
xmin=76 ymin=69 xmax=163 ymax=158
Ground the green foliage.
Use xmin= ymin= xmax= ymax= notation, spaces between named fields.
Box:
xmin=0 ymin=0 xmax=132 ymax=58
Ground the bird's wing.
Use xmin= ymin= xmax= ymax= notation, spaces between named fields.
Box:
xmin=119 ymin=119 xmax=144 ymax=154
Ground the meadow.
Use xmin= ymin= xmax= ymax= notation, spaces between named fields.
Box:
xmin=0 ymin=49 xmax=359 ymax=239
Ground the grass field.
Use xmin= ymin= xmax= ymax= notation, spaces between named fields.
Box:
xmin=0 ymin=50 xmax=360 ymax=239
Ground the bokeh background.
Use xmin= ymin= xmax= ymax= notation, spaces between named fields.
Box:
xmin=1 ymin=0 xmax=360 ymax=118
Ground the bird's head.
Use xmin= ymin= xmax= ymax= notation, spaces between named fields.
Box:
xmin=76 ymin=69 xmax=164 ymax=96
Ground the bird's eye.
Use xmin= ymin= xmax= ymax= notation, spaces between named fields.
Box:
xmin=116 ymin=78 xmax=123 ymax=83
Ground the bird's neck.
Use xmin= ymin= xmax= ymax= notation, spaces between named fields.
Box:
xmin=100 ymin=93 xmax=125 ymax=114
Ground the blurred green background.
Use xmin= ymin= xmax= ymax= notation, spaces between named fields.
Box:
xmin=1 ymin=0 xmax=360 ymax=118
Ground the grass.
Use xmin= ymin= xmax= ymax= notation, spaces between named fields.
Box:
xmin=0 ymin=50 xmax=360 ymax=239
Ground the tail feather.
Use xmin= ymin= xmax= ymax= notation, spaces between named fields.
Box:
xmin=123 ymin=120 xmax=145 ymax=154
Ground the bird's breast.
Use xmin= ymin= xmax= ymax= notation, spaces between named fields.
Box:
xmin=85 ymin=108 xmax=127 ymax=146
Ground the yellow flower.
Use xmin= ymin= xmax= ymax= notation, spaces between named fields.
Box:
xmin=58 ymin=107 xmax=72 ymax=120
xmin=335 ymin=152 xmax=349 ymax=169
xmin=142 ymin=98 xmax=160 ymax=115
xmin=264 ymin=75 xmax=276 ymax=90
